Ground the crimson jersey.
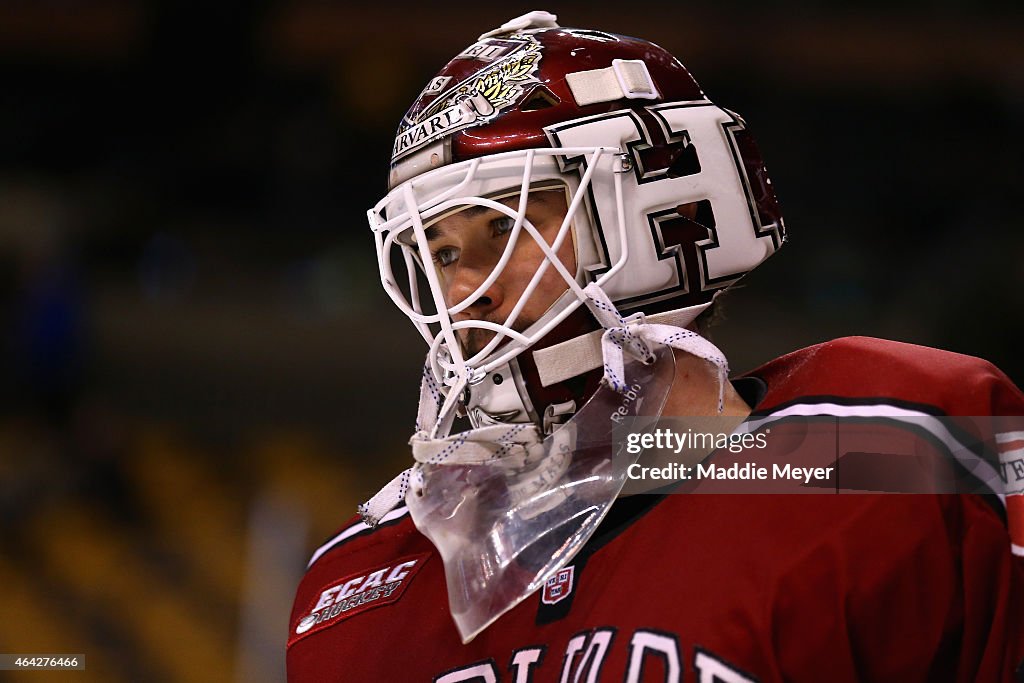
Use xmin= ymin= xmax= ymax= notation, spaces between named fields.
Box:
xmin=288 ymin=337 xmax=1024 ymax=682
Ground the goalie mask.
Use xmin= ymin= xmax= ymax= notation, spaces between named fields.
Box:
xmin=369 ymin=11 xmax=785 ymax=435
xmin=363 ymin=11 xmax=785 ymax=641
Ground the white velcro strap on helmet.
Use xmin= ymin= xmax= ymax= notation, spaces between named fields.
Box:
xmin=532 ymin=302 xmax=711 ymax=387
xmin=565 ymin=59 xmax=660 ymax=107
xmin=478 ymin=10 xmax=559 ymax=40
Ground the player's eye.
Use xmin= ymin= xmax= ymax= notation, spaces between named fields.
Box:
xmin=491 ymin=216 xmax=516 ymax=237
xmin=432 ymin=246 xmax=460 ymax=268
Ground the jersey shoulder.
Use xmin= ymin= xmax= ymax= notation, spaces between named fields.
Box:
xmin=304 ymin=506 xmax=422 ymax=571
xmin=289 ymin=506 xmax=437 ymax=649
xmin=747 ymin=335 xmax=1024 ymax=416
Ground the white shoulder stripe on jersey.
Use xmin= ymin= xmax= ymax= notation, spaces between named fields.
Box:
xmin=307 ymin=506 xmax=410 ymax=569
xmin=740 ymin=402 xmax=1005 ymax=505
xmin=996 ymin=431 xmax=1024 ymax=445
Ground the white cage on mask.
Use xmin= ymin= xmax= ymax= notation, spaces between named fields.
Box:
xmin=368 ymin=146 xmax=630 ymax=397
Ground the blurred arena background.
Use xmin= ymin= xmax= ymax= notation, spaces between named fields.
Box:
xmin=0 ymin=1 xmax=1021 ymax=681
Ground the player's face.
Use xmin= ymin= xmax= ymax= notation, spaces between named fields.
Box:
xmin=424 ymin=189 xmax=575 ymax=356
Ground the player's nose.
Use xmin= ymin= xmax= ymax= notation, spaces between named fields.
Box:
xmin=447 ymin=262 xmax=504 ymax=320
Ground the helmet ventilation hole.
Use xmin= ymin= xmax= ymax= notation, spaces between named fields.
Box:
xmin=519 ymin=85 xmax=561 ymax=111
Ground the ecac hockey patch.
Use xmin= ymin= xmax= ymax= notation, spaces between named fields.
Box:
xmin=290 ymin=553 xmax=429 ymax=645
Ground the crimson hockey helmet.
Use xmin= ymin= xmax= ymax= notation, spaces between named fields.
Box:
xmin=368 ymin=11 xmax=785 ymax=433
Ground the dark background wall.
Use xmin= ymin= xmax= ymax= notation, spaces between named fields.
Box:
xmin=0 ymin=2 xmax=1021 ymax=681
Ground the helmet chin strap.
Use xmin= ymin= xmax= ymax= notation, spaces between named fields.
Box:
xmin=358 ymin=283 xmax=730 ymax=526
xmin=532 ymin=287 xmax=721 ymax=394
xmin=580 ymin=283 xmax=729 ymax=412
xmin=359 ymin=381 xmax=547 ymax=526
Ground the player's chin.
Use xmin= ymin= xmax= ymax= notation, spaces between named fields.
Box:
xmin=459 ymin=322 xmax=531 ymax=359
xmin=460 ymin=328 xmax=497 ymax=358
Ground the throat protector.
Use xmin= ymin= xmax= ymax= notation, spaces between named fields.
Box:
xmin=407 ymin=345 xmax=675 ymax=642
